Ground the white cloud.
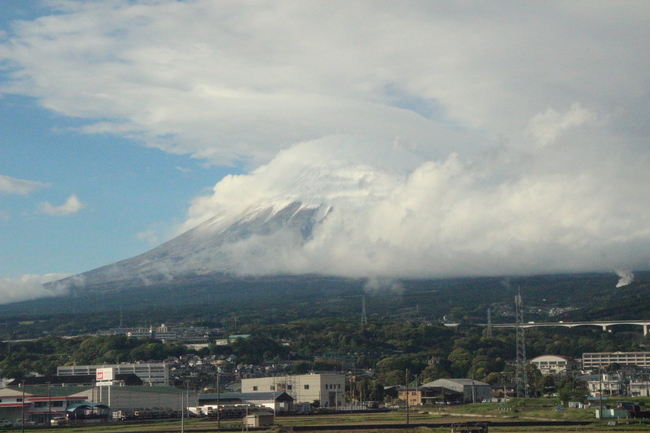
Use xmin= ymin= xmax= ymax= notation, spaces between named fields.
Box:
xmin=39 ymin=194 xmax=85 ymax=216
xmin=6 ymin=1 xmax=648 ymax=166
xmin=1 ymin=1 xmax=650 ymax=278
xmin=180 ymin=133 xmax=650 ymax=278
xmin=526 ymin=104 xmax=599 ymax=148
xmin=135 ymin=229 xmax=158 ymax=245
xmin=0 ymin=273 xmax=71 ymax=304
xmin=0 ymin=174 xmax=49 ymax=195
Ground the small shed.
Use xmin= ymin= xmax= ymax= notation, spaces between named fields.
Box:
xmin=243 ymin=413 xmax=274 ymax=427
xmin=596 ymin=408 xmax=629 ymax=419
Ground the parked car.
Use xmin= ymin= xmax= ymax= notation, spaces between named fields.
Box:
xmin=50 ymin=416 xmax=67 ymax=426
xmin=0 ymin=419 xmax=11 ymax=428
xmin=13 ymin=419 xmax=36 ymax=428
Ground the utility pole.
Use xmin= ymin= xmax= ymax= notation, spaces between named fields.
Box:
xmin=180 ymin=391 xmax=184 ymax=433
xmin=599 ymin=367 xmax=603 ymax=419
xmin=21 ymin=381 xmax=25 ymax=433
xmin=405 ymin=369 xmax=409 ymax=425
xmin=515 ymin=288 xmax=528 ymax=398
xmin=47 ymin=382 xmax=51 ymax=426
xmin=472 ymin=380 xmax=476 ymax=404
xmin=216 ymin=369 xmax=221 ymax=429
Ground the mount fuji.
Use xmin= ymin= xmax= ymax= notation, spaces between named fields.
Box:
xmin=8 ymin=133 xmax=645 ymax=315
xmin=42 ymin=138 xmax=418 ymax=302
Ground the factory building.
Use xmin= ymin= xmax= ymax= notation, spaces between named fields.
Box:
xmin=57 ymin=363 xmax=169 ymax=386
xmin=241 ymin=372 xmax=345 ymax=408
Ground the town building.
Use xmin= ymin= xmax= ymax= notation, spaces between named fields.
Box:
xmin=490 ymin=383 xmax=517 ymax=401
xmin=8 ymin=374 xmax=143 ymax=387
xmin=215 ymin=334 xmax=252 ymax=346
xmin=103 ymin=324 xmax=209 ymax=342
xmin=586 ymin=373 xmax=626 ymax=397
xmin=241 ymin=372 xmax=345 ymax=408
xmin=199 ymin=392 xmax=294 ymax=413
xmin=0 ymin=384 xmax=196 ymax=425
xmin=529 ymin=355 xmax=575 ymax=375
xmin=420 ymin=379 xmax=491 ymax=404
xmin=394 ymin=386 xmax=424 ymax=406
xmin=582 ymin=352 xmax=650 ymax=369
xmin=92 ymin=385 xmax=196 ymax=414
xmin=0 ymin=386 xmax=98 ymax=425
xmin=628 ymin=380 xmax=650 ymax=397
xmin=57 ymin=363 xmax=169 ymax=386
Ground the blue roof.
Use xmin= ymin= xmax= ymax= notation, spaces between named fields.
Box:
xmin=67 ymin=401 xmax=110 ymax=411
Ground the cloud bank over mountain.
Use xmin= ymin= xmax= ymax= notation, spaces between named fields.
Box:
xmin=178 ymin=133 xmax=650 ymax=278
xmin=1 ymin=1 xmax=650 ymax=281
xmin=0 ymin=273 xmax=71 ymax=304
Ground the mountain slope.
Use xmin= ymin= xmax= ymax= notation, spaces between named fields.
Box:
xmin=51 ymin=201 xmax=329 ymax=294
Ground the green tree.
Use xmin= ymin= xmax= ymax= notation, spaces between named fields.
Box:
xmin=556 ymin=375 xmax=588 ymax=405
xmin=448 ymin=348 xmax=472 ymax=377
xmin=419 ymin=364 xmax=451 ymax=383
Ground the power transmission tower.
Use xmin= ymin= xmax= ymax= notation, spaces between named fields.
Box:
xmin=515 ymin=288 xmax=528 ymax=398
xmin=360 ymin=295 xmax=368 ymax=329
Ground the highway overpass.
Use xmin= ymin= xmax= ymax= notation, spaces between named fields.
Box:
xmin=444 ymin=320 xmax=650 ymax=335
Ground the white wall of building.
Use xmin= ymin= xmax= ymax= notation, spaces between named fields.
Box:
xmin=529 ymin=355 xmax=573 ymax=375
xmin=91 ymin=386 xmax=197 ymax=412
xmin=57 ymin=363 xmax=169 ymax=386
xmin=241 ymin=373 xmax=345 ymax=407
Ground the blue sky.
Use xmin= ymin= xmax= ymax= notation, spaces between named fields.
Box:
xmin=0 ymin=1 xmax=239 ymax=280
xmin=0 ymin=93 xmax=236 ymax=277
xmin=1 ymin=1 xmax=650 ymax=302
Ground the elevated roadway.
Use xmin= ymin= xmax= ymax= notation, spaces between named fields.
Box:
xmin=482 ymin=320 xmax=650 ymax=335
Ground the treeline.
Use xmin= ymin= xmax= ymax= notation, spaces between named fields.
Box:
xmin=0 ymin=336 xmax=188 ymax=379
xmin=231 ymin=318 xmax=647 ymax=387
xmin=2 ymin=316 xmax=648 ymax=394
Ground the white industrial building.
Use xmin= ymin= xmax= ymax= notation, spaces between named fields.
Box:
xmin=582 ymin=352 xmax=650 ymax=369
xmin=92 ymin=385 xmax=197 ymax=413
xmin=199 ymin=391 xmax=294 ymax=413
xmin=241 ymin=372 xmax=345 ymax=408
xmin=57 ymin=363 xmax=169 ymax=386
xmin=529 ymin=355 xmax=575 ymax=375
xmin=421 ymin=379 xmax=491 ymax=404
xmin=0 ymin=384 xmax=194 ymax=425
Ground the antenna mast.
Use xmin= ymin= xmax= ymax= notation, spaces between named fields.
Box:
xmin=360 ymin=295 xmax=368 ymax=329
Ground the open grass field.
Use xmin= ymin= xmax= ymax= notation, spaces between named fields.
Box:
xmin=6 ymin=401 xmax=650 ymax=433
